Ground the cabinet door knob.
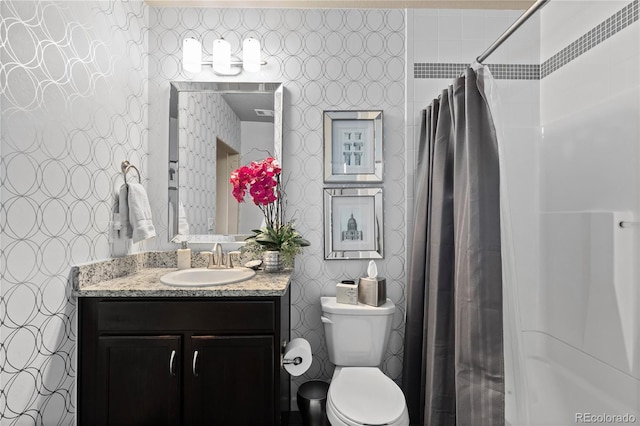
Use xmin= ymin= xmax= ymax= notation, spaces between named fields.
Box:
xmin=192 ymin=350 xmax=199 ymax=377
xmin=169 ymin=350 xmax=176 ymax=376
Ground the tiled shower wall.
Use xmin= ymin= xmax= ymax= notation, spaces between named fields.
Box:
xmin=532 ymin=0 xmax=640 ymax=422
xmin=146 ymin=8 xmax=407 ymax=400
xmin=0 ymin=1 xmax=149 ymax=423
xmin=406 ymin=7 xmax=530 ymax=249
xmin=406 ymin=8 xmax=541 ymax=423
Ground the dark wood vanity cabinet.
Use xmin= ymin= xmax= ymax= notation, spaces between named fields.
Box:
xmin=189 ymin=335 xmax=274 ymax=424
xmin=78 ymin=291 xmax=290 ymax=426
xmin=96 ymin=335 xmax=182 ymax=425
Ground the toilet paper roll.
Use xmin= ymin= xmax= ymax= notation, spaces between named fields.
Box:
xmin=283 ymin=338 xmax=312 ymax=376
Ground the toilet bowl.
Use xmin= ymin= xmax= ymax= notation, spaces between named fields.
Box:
xmin=320 ymin=297 xmax=409 ymax=426
xmin=326 ymin=367 xmax=409 ymax=426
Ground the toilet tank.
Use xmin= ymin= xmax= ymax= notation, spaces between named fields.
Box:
xmin=320 ymin=297 xmax=395 ymax=367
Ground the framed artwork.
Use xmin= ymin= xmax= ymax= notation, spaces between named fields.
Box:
xmin=323 ymin=110 xmax=383 ymax=183
xmin=324 ymin=187 xmax=383 ymax=260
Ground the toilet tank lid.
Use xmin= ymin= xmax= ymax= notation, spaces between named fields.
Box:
xmin=321 ymin=297 xmax=395 ymax=315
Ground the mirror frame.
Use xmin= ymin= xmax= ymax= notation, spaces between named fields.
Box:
xmin=168 ymin=81 xmax=283 ymax=243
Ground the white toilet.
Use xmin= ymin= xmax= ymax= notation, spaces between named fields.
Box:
xmin=320 ymin=297 xmax=410 ymax=426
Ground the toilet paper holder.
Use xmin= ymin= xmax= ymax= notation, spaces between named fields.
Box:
xmin=282 ymin=356 xmax=303 ymax=366
xmin=281 ymin=340 xmax=303 ymax=366
xmin=281 ymin=338 xmax=312 ymax=376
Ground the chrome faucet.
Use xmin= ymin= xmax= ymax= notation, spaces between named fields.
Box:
xmin=212 ymin=242 xmax=224 ymax=268
xmin=203 ymin=244 xmax=241 ymax=269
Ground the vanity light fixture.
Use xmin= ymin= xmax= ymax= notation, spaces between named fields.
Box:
xmin=182 ymin=36 xmax=265 ymax=76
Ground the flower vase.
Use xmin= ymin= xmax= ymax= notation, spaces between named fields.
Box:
xmin=263 ymin=250 xmax=283 ymax=272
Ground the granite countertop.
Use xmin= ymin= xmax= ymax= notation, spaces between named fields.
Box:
xmin=75 ymin=268 xmax=291 ymax=298
xmin=71 ymin=252 xmax=291 ymax=298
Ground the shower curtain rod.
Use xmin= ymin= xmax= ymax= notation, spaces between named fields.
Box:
xmin=476 ymin=0 xmax=550 ymax=64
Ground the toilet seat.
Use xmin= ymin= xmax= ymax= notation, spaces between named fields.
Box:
xmin=327 ymin=367 xmax=408 ymax=426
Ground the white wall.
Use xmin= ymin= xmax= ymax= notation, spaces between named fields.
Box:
xmin=239 ymin=121 xmax=274 ymax=232
xmin=0 ymin=1 xmax=149 ymax=423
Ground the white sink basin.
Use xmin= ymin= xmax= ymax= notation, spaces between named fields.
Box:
xmin=160 ymin=267 xmax=256 ymax=287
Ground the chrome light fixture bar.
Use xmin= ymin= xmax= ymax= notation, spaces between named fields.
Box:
xmin=182 ymin=37 xmax=266 ymax=76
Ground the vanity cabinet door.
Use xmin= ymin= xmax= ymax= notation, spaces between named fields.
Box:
xmin=96 ymin=335 xmax=182 ymax=426
xmin=189 ymin=335 xmax=275 ymax=425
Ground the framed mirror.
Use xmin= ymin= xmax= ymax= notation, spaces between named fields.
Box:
xmin=168 ymin=81 xmax=283 ymax=243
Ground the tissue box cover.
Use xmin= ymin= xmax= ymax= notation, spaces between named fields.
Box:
xmin=358 ymin=277 xmax=386 ymax=307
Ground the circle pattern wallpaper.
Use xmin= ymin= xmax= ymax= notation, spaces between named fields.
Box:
xmin=1 ymin=1 xmax=149 ymax=423
xmin=1 ymin=1 xmax=406 ymax=421
xmin=147 ymin=6 xmax=407 ymax=399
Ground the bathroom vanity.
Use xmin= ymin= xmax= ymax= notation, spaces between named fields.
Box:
xmin=75 ymin=264 xmax=291 ymax=426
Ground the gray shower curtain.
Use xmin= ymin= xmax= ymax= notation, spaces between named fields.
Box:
xmin=402 ymin=67 xmax=504 ymax=426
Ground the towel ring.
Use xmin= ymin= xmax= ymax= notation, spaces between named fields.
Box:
xmin=121 ymin=160 xmax=142 ymax=184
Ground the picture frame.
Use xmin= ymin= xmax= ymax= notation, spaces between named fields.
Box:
xmin=324 ymin=187 xmax=384 ymax=260
xmin=323 ymin=110 xmax=383 ymax=183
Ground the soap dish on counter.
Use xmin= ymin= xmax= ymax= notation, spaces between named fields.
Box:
xmin=244 ymin=260 xmax=263 ymax=270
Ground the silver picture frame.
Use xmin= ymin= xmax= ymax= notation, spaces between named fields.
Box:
xmin=323 ymin=110 xmax=383 ymax=183
xmin=324 ymin=187 xmax=384 ymax=260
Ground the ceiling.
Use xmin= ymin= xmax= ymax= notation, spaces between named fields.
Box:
xmin=222 ymin=92 xmax=275 ymax=123
xmin=146 ymin=0 xmax=535 ymax=9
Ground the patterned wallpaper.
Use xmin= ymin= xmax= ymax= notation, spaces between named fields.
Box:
xmin=179 ymin=92 xmax=218 ymax=234
xmin=146 ymin=7 xmax=407 ymax=399
xmin=0 ymin=0 xmax=149 ymax=423
xmin=178 ymin=91 xmax=241 ymax=234
xmin=1 ymin=2 xmax=407 ymax=420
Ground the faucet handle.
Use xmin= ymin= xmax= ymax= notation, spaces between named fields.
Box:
xmin=227 ymin=251 xmax=242 ymax=268
xmin=212 ymin=253 xmax=224 ymax=267
xmin=200 ymin=251 xmax=214 ymax=268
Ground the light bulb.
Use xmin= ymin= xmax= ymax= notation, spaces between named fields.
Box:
xmin=182 ymin=38 xmax=202 ymax=73
xmin=212 ymin=38 xmax=231 ymax=75
xmin=242 ymin=37 xmax=261 ymax=73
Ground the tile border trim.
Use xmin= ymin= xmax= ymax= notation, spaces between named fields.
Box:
xmin=541 ymin=0 xmax=639 ymax=78
xmin=413 ymin=63 xmax=539 ymax=80
xmin=413 ymin=0 xmax=638 ymax=81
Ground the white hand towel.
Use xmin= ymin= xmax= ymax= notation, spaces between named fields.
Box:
xmin=178 ymin=201 xmax=190 ymax=235
xmin=118 ymin=184 xmax=133 ymax=239
xmin=127 ymin=182 xmax=156 ymax=243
